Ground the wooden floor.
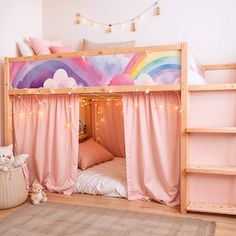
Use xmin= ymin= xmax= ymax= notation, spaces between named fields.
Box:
xmin=1 ymin=193 xmax=236 ymax=235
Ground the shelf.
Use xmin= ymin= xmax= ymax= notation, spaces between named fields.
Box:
xmin=187 ymin=202 xmax=236 ymax=215
xmin=189 ymin=83 xmax=236 ymax=91
xmin=186 ymin=126 xmax=236 ymax=134
xmin=186 ymin=165 xmax=236 ymax=176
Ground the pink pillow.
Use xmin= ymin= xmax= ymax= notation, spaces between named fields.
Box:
xmin=79 ymin=139 xmax=113 ymax=170
xmin=29 ymin=37 xmax=63 ymax=55
xmin=50 ymin=46 xmax=76 ymax=54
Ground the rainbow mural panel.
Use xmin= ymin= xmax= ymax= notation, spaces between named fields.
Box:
xmin=10 ymin=51 xmax=181 ymax=89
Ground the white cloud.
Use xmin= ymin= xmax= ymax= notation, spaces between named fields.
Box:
xmin=135 ymin=73 xmax=155 ymax=85
xmin=43 ymin=69 xmax=78 ymax=88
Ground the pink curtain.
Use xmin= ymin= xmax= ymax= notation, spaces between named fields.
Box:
xmin=91 ymin=99 xmax=125 ymax=157
xmin=123 ymin=92 xmax=180 ymax=206
xmin=13 ymin=95 xmax=79 ymax=195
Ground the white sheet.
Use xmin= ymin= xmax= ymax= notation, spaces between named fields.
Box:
xmin=74 ymin=157 xmax=127 ymax=198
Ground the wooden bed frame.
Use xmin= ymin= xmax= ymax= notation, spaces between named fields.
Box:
xmin=3 ymin=42 xmax=236 ymax=215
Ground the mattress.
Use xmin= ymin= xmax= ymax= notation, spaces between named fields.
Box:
xmin=74 ymin=157 xmax=127 ymax=198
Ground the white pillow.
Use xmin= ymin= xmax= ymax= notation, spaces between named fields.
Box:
xmin=13 ymin=154 xmax=29 ymax=168
xmin=17 ymin=42 xmax=35 ymax=57
xmin=83 ymin=39 xmax=135 ymax=51
xmin=189 ymin=51 xmax=198 ymax=72
xmin=188 ymin=69 xmax=207 ymax=85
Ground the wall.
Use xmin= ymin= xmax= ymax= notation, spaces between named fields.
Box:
xmin=0 ymin=0 xmax=42 ymax=145
xmin=43 ymin=0 xmax=236 ymax=64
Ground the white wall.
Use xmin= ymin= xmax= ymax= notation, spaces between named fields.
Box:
xmin=0 ymin=0 xmax=42 ymax=145
xmin=43 ymin=0 xmax=236 ymax=64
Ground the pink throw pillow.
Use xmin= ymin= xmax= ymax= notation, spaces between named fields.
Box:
xmin=79 ymin=139 xmax=114 ymax=170
xmin=50 ymin=46 xmax=76 ymax=54
xmin=29 ymin=37 xmax=63 ymax=55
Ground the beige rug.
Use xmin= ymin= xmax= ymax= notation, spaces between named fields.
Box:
xmin=0 ymin=202 xmax=215 ymax=236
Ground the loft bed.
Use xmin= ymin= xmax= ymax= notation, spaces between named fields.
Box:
xmin=3 ymin=43 xmax=236 ymax=215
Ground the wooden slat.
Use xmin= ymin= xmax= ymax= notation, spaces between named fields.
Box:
xmin=187 ymin=202 xmax=236 ymax=215
xmin=202 ymin=63 xmax=236 ymax=71
xmin=189 ymin=84 xmax=236 ymax=91
xmin=7 ymin=44 xmax=182 ymax=62
xmin=180 ymin=42 xmax=189 ymax=214
xmin=186 ymin=127 xmax=236 ymax=134
xmin=9 ymin=85 xmax=181 ymax=95
xmin=186 ymin=165 xmax=236 ymax=175
xmin=3 ymin=58 xmax=11 ymax=145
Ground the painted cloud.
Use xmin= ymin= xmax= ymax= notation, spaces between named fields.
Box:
xmin=43 ymin=69 xmax=78 ymax=88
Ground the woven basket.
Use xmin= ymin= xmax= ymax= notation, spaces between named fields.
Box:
xmin=0 ymin=167 xmax=28 ymax=209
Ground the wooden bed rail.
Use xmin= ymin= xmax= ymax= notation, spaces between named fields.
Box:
xmin=7 ymin=44 xmax=182 ymax=62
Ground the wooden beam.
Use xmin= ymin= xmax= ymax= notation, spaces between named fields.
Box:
xmin=180 ymin=42 xmax=189 ymax=214
xmin=186 ymin=165 xmax=236 ymax=176
xmin=186 ymin=126 xmax=236 ymax=134
xmin=202 ymin=63 xmax=236 ymax=71
xmin=8 ymin=44 xmax=182 ymax=62
xmin=187 ymin=202 xmax=236 ymax=215
xmin=9 ymin=85 xmax=181 ymax=95
xmin=189 ymin=84 xmax=236 ymax=91
xmin=3 ymin=58 xmax=11 ymax=145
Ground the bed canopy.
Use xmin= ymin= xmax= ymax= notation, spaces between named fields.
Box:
xmin=4 ymin=43 xmax=189 ymax=211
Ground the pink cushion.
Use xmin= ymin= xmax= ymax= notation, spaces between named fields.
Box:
xmin=50 ymin=46 xmax=76 ymax=54
xmin=79 ymin=139 xmax=113 ymax=170
xmin=29 ymin=37 xmax=63 ymax=55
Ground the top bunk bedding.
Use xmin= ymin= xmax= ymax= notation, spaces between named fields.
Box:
xmin=8 ymin=46 xmax=206 ymax=90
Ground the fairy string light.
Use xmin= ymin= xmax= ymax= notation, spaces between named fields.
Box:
xmin=75 ymin=1 xmax=160 ymax=33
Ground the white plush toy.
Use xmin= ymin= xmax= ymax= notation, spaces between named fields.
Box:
xmin=0 ymin=144 xmax=14 ymax=172
xmin=31 ymin=183 xmax=48 ymax=205
xmin=0 ymin=144 xmax=28 ymax=171
xmin=12 ymin=154 xmax=29 ymax=168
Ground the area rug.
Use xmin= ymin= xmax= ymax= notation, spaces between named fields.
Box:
xmin=0 ymin=202 xmax=215 ymax=236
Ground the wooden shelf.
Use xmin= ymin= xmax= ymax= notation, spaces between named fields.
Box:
xmin=186 ymin=127 xmax=236 ymax=134
xmin=186 ymin=165 xmax=236 ymax=175
xmin=187 ymin=202 xmax=236 ymax=215
xmin=189 ymin=83 xmax=236 ymax=91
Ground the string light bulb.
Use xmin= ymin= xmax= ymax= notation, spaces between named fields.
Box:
xmin=81 ymin=54 xmax=86 ymax=61
xmin=131 ymin=20 xmax=136 ymax=32
xmin=145 ymin=88 xmax=150 ymax=94
xmin=76 ymin=13 xmax=81 ymax=24
xmin=155 ymin=1 xmax=161 ymax=15
xmin=75 ymin=1 xmax=160 ymax=33
xmin=107 ymin=24 xmax=112 ymax=33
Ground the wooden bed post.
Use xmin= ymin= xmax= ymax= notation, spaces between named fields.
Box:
xmin=3 ymin=57 xmax=12 ymax=145
xmin=180 ymin=43 xmax=189 ymax=214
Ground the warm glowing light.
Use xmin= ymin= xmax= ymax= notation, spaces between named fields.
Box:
xmin=145 ymin=88 xmax=150 ymax=94
xmin=100 ymin=118 xmax=104 ymax=122
xmin=29 ymin=112 xmax=32 ymax=116
xmin=159 ymin=104 xmax=163 ymax=109
xmin=175 ymin=106 xmax=179 ymax=110
xmin=65 ymin=123 xmax=71 ymax=128
xmin=44 ymin=99 xmax=48 ymax=103
xmin=38 ymin=111 xmax=43 ymax=116
xmin=108 ymin=89 xmax=113 ymax=93
xmin=19 ymin=112 xmax=24 ymax=118
xmin=135 ymin=102 xmax=138 ymax=108
xmin=82 ymin=55 xmax=86 ymax=61
xmin=50 ymin=89 xmax=55 ymax=94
